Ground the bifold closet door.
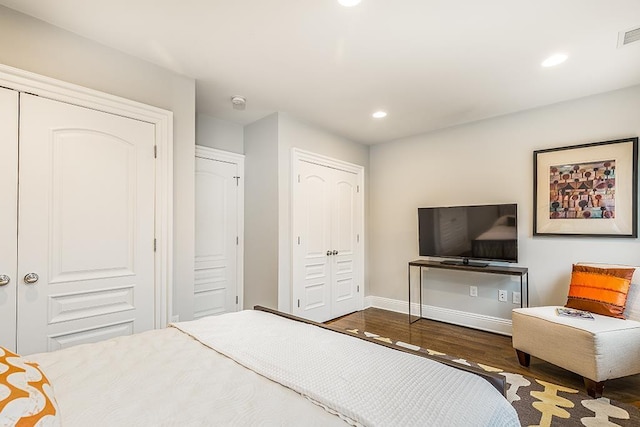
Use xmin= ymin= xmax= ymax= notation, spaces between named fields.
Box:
xmin=194 ymin=156 xmax=239 ymax=318
xmin=293 ymin=160 xmax=360 ymax=322
xmin=0 ymin=88 xmax=19 ymax=351
xmin=17 ymin=94 xmax=156 ymax=355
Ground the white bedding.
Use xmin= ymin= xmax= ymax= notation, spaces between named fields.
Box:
xmin=27 ymin=326 xmax=347 ymax=426
xmin=173 ymin=310 xmax=520 ymax=427
xmin=27 ymin=310 xmax=520 ymax=426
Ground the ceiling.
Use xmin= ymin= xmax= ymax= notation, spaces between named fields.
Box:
xmin=2 ymin=0 xmax=640 ymax=144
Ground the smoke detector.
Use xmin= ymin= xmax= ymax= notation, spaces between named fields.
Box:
xmin=231 ymin=96 xmax=246 ymax=110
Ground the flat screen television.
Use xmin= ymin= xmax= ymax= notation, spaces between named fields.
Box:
xmin=418 ymin=203 xmax=518 ymax=267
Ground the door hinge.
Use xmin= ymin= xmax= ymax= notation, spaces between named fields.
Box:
xmin=236 ymin=295 xmax=239 ymax=304
xmin=154 ymin=145 xmax=157 ymax=158
xmin=357 ymin=185 xmax=360 ymax=193
xmin=297 ymin=236 xmax=301 ymax=245
xmin=357 ymin=285 xmax=360 ymax=293
xmin=298 ymin=174 xmax=301 ymax=183
xmin=233 ymin=176 xmax=240 ymax=186
xmin=236 ymin=236 xmax=239 ymax=245
xmin=297 ymin=299 xmax=300 ymax=308
xmin=153 ymin=238 xmax=157 ymax=252
xmin=357 ymin=234 xmax=360 ymax=243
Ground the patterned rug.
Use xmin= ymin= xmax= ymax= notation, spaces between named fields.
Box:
xmin=344 ymin=328 xmax=640 ymax=427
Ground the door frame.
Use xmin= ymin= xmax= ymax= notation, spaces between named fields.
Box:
xmin=0 ymin=63 xmax=173 ymax=328
xmin=290 ymin=148 xmax=365 ymax=316
xmin=195 ymin=146 xmax=245 ymax=311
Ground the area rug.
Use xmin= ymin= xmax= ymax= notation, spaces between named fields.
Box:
xmin=344 ymin=328 xmax=640 ymax=427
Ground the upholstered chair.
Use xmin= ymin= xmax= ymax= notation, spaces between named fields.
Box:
xmin=511 ymin=263 xmax=640 ymax=398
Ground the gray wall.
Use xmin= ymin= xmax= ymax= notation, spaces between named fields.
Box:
xmin=196 ymin=113 xmax=244 ymax=154
xmin=244 ymin=114 xmax=280 ymax=309
xmin=369 ymin=84 xmax=640 ymax=318
xmin=0 ymin=6 xmax=196 ymax=321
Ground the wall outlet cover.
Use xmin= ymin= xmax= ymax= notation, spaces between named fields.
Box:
xmin=498 ymin=290 xmax=508 ymax=302
xmin=513 ymin=292 xmax=521 ymax=304
xmin=470 ymin=285 xmax=478 ymax=297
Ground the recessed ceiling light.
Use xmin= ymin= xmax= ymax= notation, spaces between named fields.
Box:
xmin=338 ymin=0 xmax=362 ymax=7
xmin=372 ymin=111 xmax=387 ymax=119
xmin=541 ymin=53 xmax=568 ymax=67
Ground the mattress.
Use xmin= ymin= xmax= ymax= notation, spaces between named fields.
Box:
xmin=27 ymin=310 xmax=520 ymax=426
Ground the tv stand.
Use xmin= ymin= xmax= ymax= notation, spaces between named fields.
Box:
xmin=440 ymin=259 xmax=489 ymax=268
xmin=408 ymin=259 xmax=528 ymax=324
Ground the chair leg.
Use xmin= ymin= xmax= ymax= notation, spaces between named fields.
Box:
xmin=515 ymin=349 xmax=530 ymax=367
xmin=584 ymin=378 xmax=605 ymax=398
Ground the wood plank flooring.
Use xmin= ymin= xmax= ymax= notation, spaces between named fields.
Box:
xmin=327 ymin=308 xmax=640 ymax=408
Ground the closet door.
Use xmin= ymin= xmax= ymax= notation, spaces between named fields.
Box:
xmin=17 ymin=94 xmax=156 ymax=355
xmin=293 ymin=155 xmax=363 ymax=322
xmin=293 ymin=161 xmax=333 ymax=321
xmin=194 ymin=154 xmax=240 ymax=318
xmin=0 ymin=88 xmax=18 ymax=351
xmin=330 ymin=169 xmax=360 ymax=317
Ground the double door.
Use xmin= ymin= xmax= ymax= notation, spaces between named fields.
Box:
xmin=292 ymin=154 xmax=363 ymax=322
xmin=0 ymin=88 xmax=156 ymax=355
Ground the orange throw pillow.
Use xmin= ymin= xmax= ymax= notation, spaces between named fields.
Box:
xmin=565 ymin=264 xmax=636 ymax=319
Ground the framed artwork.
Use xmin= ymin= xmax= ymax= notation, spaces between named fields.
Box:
xmin=533 ymin=137 xmax=638 ymax=237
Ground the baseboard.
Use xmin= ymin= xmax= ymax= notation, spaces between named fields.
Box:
xmin=364 ymin=295 xmax=513 ymax=336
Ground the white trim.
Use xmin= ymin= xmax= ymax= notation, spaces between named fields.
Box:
xmin=365 ymin=295 xmax=513 ymax=336
xmin=291 ymin=148 xmax=365 ymax=317
xmin=0 ymin=63 xmax=173 ymax=329
xmin=195 ymin=146 xmax=245 ymax=311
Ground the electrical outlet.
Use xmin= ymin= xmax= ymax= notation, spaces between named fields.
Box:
xmin=513 ymin=292 xmax=521 ymax=305
xmin=469 ymin=286 xmax=478 ymax=297
xmin=498 ymin=290 xmax=508 ymax=302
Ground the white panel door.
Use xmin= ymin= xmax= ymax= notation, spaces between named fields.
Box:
xmin=331 ymin=169 xmax=360 ymax=318
xmin=293 ymin=158 xmax=362 ymax=322
xmin=194 ymin=156 xmax=238 ymax=318
xmin=0 ymin=88 xmax=18 ymax=351
xmin=293 ymin=161 xmax=332 ymax=321
xmin=17 ymin=94 xmax=156 ymax=355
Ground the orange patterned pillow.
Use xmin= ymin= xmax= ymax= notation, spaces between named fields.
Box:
xmin=565 ymin=264 xmax=636 ymax=319
xmin=0 ymin=346 xmax=60 ymax=426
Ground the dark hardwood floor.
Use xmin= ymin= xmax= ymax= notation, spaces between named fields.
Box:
xmin=327 ymin=307 xmax=640 ymax=408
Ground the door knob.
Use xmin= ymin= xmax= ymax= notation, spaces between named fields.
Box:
xmin=332 ymin=250 xmax=338 ymax=255
xmin=24 ymin=273 xmax=39 ymax=285
xmin=0 ymin=275 xmax=9 ymax=286
xmin=326 ymin=250 xmax=332 ymax=256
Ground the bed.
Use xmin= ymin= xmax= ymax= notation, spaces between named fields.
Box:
xmin=471 ymin=215 xmax=518 ymax=260
xmin=2 ymin=307 xmax=520 ymax=426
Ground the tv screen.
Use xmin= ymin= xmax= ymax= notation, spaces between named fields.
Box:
xmin=418 ymin=203 xmax=518 ymax=265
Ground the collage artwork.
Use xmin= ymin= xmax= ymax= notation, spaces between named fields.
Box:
xmin=548 ymin=160 xmax=616 ymax=220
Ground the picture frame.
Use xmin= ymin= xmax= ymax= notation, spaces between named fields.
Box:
xmin=533 ymin=137 xmax=638 ymax=237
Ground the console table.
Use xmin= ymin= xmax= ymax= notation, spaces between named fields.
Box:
xmin=408 ymin=260 xmax=529 ymax=324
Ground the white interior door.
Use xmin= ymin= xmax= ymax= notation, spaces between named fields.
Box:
xmin=293 ymin=161 xmax=333 ymax=321
xmin=293 ymin=155 xmax=363 ymax=322
xmin=331 ymin=169 xmax=360 ymax=317
xmin=17 ymin=94 xmax=156 ymax=355
xmin=0 ymin=88 xmax=18 ymax=351
xmin=194 ymin=155 xmax=239 ymax=318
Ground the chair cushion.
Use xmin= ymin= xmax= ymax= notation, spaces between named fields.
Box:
xmin=512 ymin=306 xmax=640 ymax=381
xmin=565 ymin=264 xmax=635 ymax=318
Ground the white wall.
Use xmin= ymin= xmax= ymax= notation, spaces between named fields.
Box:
xmin=0 ymin=6 xmax=196 ymax=321
xmin=370 ymin=85 xmax=640 ymax=323
xmin=196 ymin=113 xmax=244 ymax=154
xmin=244 ymin=114 xmax=280 ymax=309
xmin=277 ymin=113 xmax=370 ymax=312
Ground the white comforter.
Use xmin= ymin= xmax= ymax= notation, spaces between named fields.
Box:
xmin=28 ymin=310 xmax=520 ymax=426
xmin=172 ymin=310 xmax=519 ymax=427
